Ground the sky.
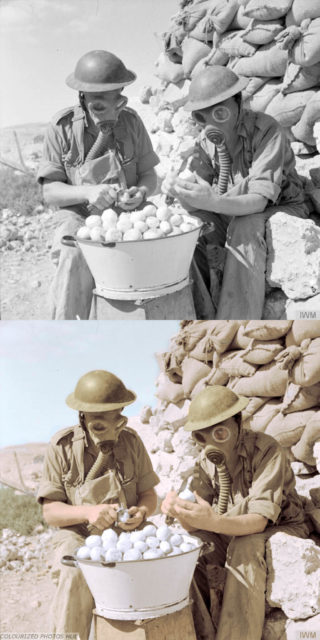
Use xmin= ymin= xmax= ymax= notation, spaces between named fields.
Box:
xmin=0 ymin=320 xmax=180 ymax=447
xmin=1 ymin=0 xmax=175 ymax=127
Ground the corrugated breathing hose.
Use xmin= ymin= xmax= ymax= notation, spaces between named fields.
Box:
xmin=85 ymin=443 xmax=117 ymax=534
xmin=204 ymin=445 xmax=231 ymax=515
xmin=85 ymin=122 xmax=114 ymax=161
xmin=204 ymin=125 xmax=231 ymax=195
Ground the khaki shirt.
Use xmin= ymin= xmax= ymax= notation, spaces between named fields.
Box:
xmin=37 ymin=105 xmax=159 ymax=187
xmin=191 ymin=109 xmax=306 ymax=209
xmin=37 ymin=425 xmax=159 ymax=536
xmin=191 ymin=430 xmax=307 ymax=529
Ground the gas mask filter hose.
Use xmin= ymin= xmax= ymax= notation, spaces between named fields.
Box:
xmin=204 ymin=445 xmax=231 ymax=515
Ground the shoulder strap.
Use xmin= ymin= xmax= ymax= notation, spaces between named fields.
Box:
xmin=71 ymin=424 xmax=86 ymax=483
xmin=71 ymin=105 xmax=86 ymax=164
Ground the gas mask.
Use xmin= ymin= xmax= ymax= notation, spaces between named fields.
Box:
xmin=192 ymin=420 xmax=239 ymax=514
xmin=192 ymin=104 xmax=232 ymax=127
xmin=81 ymin=91 xmax=128 ymax=127
xmin=81 ymin=410 xmax=128 ymax=450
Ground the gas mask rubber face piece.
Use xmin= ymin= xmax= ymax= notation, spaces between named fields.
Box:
xmin=83 ymin=410 xmax=128 ymax=448
xmin=192 ymin=418 xmax=239 ymax=469
xmin=82 ymin=90 xmax=128 ymax=127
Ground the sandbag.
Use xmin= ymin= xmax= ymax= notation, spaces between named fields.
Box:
xmin=286 ymin=320 xmax=320 ymax=345
xmin=156 ymin=373 xmax=185 ymax=403
xmin=290 ymin=337 xmax=320 ymax=386
xmin=291 ymin=91 xmax=320 ymax=145
xmin=242 ymin=340 xmax=284 ymax=364
xmin=232 ymin=42 xmax=288 ymax=77
xmin=242 ymin=0 xmax=294 ymax=21
xmin=281 ymin=381 xmax=320 ymax=413
xmin=242 ymin=19 xmax=284 ymax=45
xmin=179 ymin=1 xmax=211 ymax=33
xmin=231 ymin=361 xmax=289 ymax=396
xmin=205 ymin=0 xmax=238 ymax=34
xmin=265 ymin=409 xmax=316 ymax=446
xmin=286 ymin=0 xmax=320 ymax=26
xmin=266 ymin=88 xmax=317 ymax=126
xmin=181 ymin=356 xmax=212 ymax=396
xmin=291 ymin=411 xmax=320 ymax=465
xmin=154 ymin=53 xmax=185 ymax=84
xmin=243 ymin=399 xmax=283 ymax=432
xmin=190 ymin=15 xmax=215 ymax=43
xmin=191 ymin=48 xmax=229 ymax=75
xmin=290 ymin=18 xmax=320 ymax=67
xmin=241 ymin=396 xmax=269 ymax=421
xmin=229 ymin=323 xmax=251 ymax=349
xmin=217 ymin=350 xmax=258 ymax=377
xmin=176 ymin=321 xmax=211 ymax=352
xmin=182 ymin=36 xmax=212 ymax=76
xmin=163 ymin=29 xmax=184 ymax=64
xmin=230 ymin=5 xmax=252 ymax=30
xmin=190 ymin=366 xmax=229 ymax=398
xmin=243 ymin=321 xmax=293 ymax=340
xmin=244 ymin=79 xmax=282 ymax=112
xmin=242 ymin=76 xmax=269 ymax=101
xmin=218 ymin=30 xmax=258 ymax=57
xmin=282 ymin=62 xmax=320 ymax=93
xmin=205 ymin=321 xmax=240 ymax=354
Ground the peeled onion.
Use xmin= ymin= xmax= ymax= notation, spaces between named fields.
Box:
xmin=85 ymin=215 xmax=102 ymax=228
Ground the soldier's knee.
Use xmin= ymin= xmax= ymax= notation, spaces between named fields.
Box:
xmin=227 ymin=214 xmax=266 ymax=246
xmin=227 ymin=534 xmax=266 ymax=568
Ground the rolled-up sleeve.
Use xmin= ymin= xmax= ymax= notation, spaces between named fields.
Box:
xmin=37 ymin=124 xmax=68 ymax=185
xmin=134 ymin=435 xmax=160 ymax=494
xmin=37 ymin=443 xmax=68 ymax=504
xmin=133 ymin=114 xmax=159 ymax=176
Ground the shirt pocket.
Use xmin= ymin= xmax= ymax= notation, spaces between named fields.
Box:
xmin=117 ymin=138 xmax=137 ymax=187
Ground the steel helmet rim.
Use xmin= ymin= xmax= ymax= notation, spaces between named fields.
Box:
xmin=184 ymin=386 xmax=249 ymax=431
xmin=65 ymin=370 xmax=137 ymax=412
xmin=185 ymin=69 xmax=248 ymax=112
xmin=66 ymin=50 xmax=137 ymax=92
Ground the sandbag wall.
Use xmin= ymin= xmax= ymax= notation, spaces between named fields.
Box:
xmin=155 ymin=0 xmax=320 ymax=147
xmin=153 ymin=320 xmax=320 ymax=485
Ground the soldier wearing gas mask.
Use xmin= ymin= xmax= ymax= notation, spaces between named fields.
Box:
xmin=161 ymin=386 xmax=310 ymax=640
xmin=161 ymin=65 xmax=308 ymax=320
xmin=37 ymin=50 xmax=159 ymax=319
xmin=37 ymin=370 xmax=159 ymax=640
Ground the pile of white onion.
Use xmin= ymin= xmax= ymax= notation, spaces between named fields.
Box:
xmin=76 ymin=203 xmax=200 ymax=243
xmin=76 ymin=524 xmax=199 ymax=563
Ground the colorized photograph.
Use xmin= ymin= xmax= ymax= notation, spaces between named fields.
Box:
xmin=0 ymin=319 xmax=319 ymax=638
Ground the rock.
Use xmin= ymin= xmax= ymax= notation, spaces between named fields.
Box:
xmin=285 ymin=613 xmax=320 ymax=639
xmin=140 ymin=86 xmax=153 ymax=104
xmin=30 ymin=600 xmax=41 ymax=608
xmin=31 ymin=280 xmax=41 ymax=289
xmin=139 ymin=405 xmax=153 ymax=424
xmin=314 ymin=442 xmax=320 ymax=473
xmin=160 ymin=79 xmax=191 ymax=111
xmin=266 ymin=532 xmax=320 ymax=619
xmin=285 ymin=294 xmax=320 ymax=319
xmin=266 ymin=213 xmax=320 ymax=299
xmin=161 ymin=400 xmax=191 ymax=429
xmin=314 ymin=122 xmax=320 ymax=154
xmin=154 ymin=130 xmax=174 ymax=156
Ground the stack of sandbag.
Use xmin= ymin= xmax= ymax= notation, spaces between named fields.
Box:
xmin=154 ymin=0 xmax=320 ymax=147
xmin=155 ymin=320 xmax=320 ymax=467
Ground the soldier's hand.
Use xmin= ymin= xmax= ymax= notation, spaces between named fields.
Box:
xmin=117 ymin=187 xmax=145 ymax=211
xmin=86 ymin=184 xmax=118 ymax=210
xmin=85 ymin=503 xmax=118 ymax=530
xmin=117 ymin=506 xmax=147 ymax=531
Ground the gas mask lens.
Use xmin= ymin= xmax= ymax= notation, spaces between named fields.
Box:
xmin=211 ymin=105 xmax=231 ymax=123
xmin=211 ymin=425 xmax=231 ymax=443
xmin=192 ymin=110 xmax=207 ymax=125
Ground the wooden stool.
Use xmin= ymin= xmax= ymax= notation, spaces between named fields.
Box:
xmin=90 ymin=283 xmax=196 ymax=320
xmin=93 ymin=604 xmax=197 ymax=640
